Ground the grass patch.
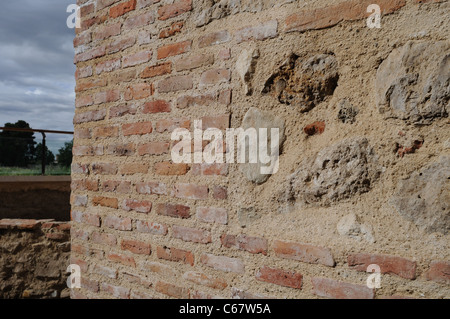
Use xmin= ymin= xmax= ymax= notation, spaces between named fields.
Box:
xmin=0 ymin=165 xmax=71 ymax=176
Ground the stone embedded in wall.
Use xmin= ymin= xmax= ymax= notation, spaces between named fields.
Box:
xmin=375 ymin=41 xmax=449 ymax=124
xmin=239 ymin=107 xmax=285 ymax=184
xmin=337 ymin=99 xmax=358 ymax=124
xmin=391 ymin=156 xmax=449 ymax=235
xmin=263 ymin=53 xmax=339 ymax=112
xmin=285 ymin=137 xmax=381 ymax=206
xmin=237 ymin=207 xmax=262 ymax=228
xmin=337 ymin=213 xmax=375 ymax=243
xmin=236 ymin=48 xmax=259 ymax=95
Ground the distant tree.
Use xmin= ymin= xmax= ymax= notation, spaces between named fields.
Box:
xmin=0 ymin=120 xmax=36 ymax=167
xmin=57 ymin=140 xmax=73 ymax=167
xmin=35 ymin=143 xmax=55 ymax=165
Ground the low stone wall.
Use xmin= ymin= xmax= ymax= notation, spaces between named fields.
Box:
xmin=0 ymin=219 xmax=71 ymax=299
xmin=0 ymin=176 xmax=71 ymax=221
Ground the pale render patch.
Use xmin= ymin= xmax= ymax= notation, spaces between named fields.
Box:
xmin=236 ymin=48 xmax=260 ymax=95
xmin=337 ymin=213 xmax=375 ymax=243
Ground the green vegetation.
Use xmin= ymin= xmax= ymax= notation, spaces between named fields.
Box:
xmin=0 ymin=165 xmax=71 ymax=176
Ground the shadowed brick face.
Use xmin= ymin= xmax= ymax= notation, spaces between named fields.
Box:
xmin=71 ymin=0 xmax=447 ymax=300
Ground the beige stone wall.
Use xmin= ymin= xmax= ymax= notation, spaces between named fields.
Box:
xmin=71 ymin=0 xmax=449 ymax=299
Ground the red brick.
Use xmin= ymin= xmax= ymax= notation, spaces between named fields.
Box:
xmin=155 ymin=162 xmax=189 ymax=175
xmin=103 ymin=216 xmax=132 ymax=231
xmin=192 ymin=163 xmax=228 ymax=176
xmin=212 ymin=186 xmax=227 ymax=200
xmin=124 ymin=83 xmax=153 ymax=100
xmin=71 ymin=228 xmax=90 ymax=241
xmin=93 ymin=125 xmax=119 ymax=138
xmin=74 ymin=109 xmax=106 ymax=124
xmin=74 ymin=46 xmax=106 ymax=63
xmin=142 ymin=261 xmax=176 ymax=277
xmin=70 ymin=257 xmax=88 ymax=272
xmin=91 ymin=162 xmax=118 ymax=175
xmin=157 ymin=246 xmax=194 ymax=265
xmin=136 ymin=181 xmax=167 ymax=195
xmin=136 ymin=220 xmax=168 ymax=235
xmin=93 ymin=22 xmax=121 ymax=41
xmin=235 ymin=20 xmax=278 ymax=43
xmin=348 ymin=253 xmax=417 ymax=280
xmin=158 ymin=0 xmax=192 ymax=21
xmin=75 ymin=78 xmax=107 ymax=92
xmin=176 ymin=92 xmax=217 ymax=109
xmin=256 ymin=266 xmax=302 ymax=289
xmin=121 ymin=199 xmax=152 ymax=214
xmin=140 ymin=63 xmax=172 ymax=79
xmin=311 ymin=277 xmax=374 ymax=299
xmin=121 ymin=239 xmax=151 ymax=255
xmin=98 ymin=0 xmax=121 ymax=10
xmin=95 ymin=59 xmax=121 ymax=75
xmin=92 ymin=196 xmax=119 ymax=209
xmin=143 ymin=100 xmax=171 ymax=113
xmin=304 ymin=121 xmax=325 ymax=136
xmin=92 ymin=263 xmax=118 ymax=279
xmin=110 ymin=69 xmax=137 ymax=85
xmin=94 ymin=89 xmax=121 ymax=104
xmin=105 ymin=143 xmax=135 ymax=156
xmin=137 ymin=142 xmax=170 ymax=156
xmin=273 ymin=240 xmax=335 ymax=267
xmin=122 ymin=122 xmax=153 ymax=136
xmin=102 ymin=180 xmax=131 ymax=193
xmin=71 ymin=179 xmax=99 ymax=192
xmin=75 ymin=66 xmax=93 ymax=79
xmin=159 ymin=21 xmax=184 ymax=38
xmin=123 ymin=51 xmax=152 ymax=68
xmin=155 ymin=118 xmax=190 ymax=133
xmin=119 ymin=163 xmax=149 ymax=174
xmin=172 ymin=225 xmax=211 ymax=244
xmin=200 ymin=69 xmax=231 ymax=86
xmin=80 ymin=3 xmax=95 ymax=15
xmin=196 ymin=207 xmax=227 ymax=224
xmin=71 ymin=210 xmax=100 ymax=227
xmin=155 ymin=281 xmax=190 ymax=298
xmin=218 ymin=48 xmax=231 ymax=61
xmin=101 ymin=282 xmax=131 ymax=299
xmin=109 ymin=104 xmax=138 ymax=118
xmin=71 ymin=162 xmax=90 ymax=174
xmin=183 ymin=271 xmax=227 ymax=290
xmin=157 ymin=40 xmax=191 ymax=60
xmin=157 ymin=75 xmax=193 ymax=93
xmin=73 ymin=32 xmax=91 ymax=48
xmin=107 ymin=37 xmax=136 ymax=54
xmin=198 ymin=30 xmax=230 ymax=48
xmin=175 ymin=53 xmax=214 ymax=71
xmin=221 ymin=234 xmax=268 ymax=255
xmin=81 ymin=277 xmax=99 ymax=293
xmin=425 ymin=261 xmax=450 ymax=285
xmin=173 ymin=183 xmax=209 ymax=200
xmin=108 ymin=253 xmax=136 ymax=267
xmin=75 ymin=95 xmax=93 ymax=108
xmin=156 ymin=203 xmax=190 ymax=219
xmin=91 ymin=231 xmax=117 ymax=246
xmin=72 ymin=145 xmax=93 ymax=156
xmin=123 ymin=11 xmax=155 ymax=30
xmin=110 ymin=0 xmax=137 ymax=18
xmin=201 ymin=254 xmax=244 ymax=274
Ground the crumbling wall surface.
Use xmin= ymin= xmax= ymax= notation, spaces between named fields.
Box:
xmin=71 ymin=0 xmax=449 ymax=299
xmin=0 ymin=219 xmax=71 ymax=298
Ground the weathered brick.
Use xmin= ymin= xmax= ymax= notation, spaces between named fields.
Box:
xmin=311 ymin=277 xmax=374 ymax=299
xmin=140 ymin=62 xmax=172 ymax=79
xmin=93 ymin=22 xmax=121 ymax=41
xmin=109 ymin=69 xmax=137 ymax=85
xmin=218 ymin=48 xmax=231 ymax=61
xmin=103 ymin=216 xmax=132 ymax=231
xmin=141 ymin=261 xmax=177 ymax=278
xmin=235 ymin=20 xmax=278 ymax=43
xmin=119 ymin=163 xmax=149 ymax=174
xmin=137 ymin=0 xmax=161 ymax=9
xmin=81 ymin=277 xmax=99 ymax=293
xmin=256 ymin=266 xmax=302 ymax=289
xmin=91 ymin=162 xmax=118 ymax=175
xmin=200 ymin=69 xmax=231 ymax=86
xmin=183 ymin=271 xmax=227 ymax=290
xmin=122 ymin=122 xmax=153 ymax=136
xmin=75 ymin=95 xmax=93 ymax=109
xmin=92 ymin=196 xmax=119 ymax=209
xmin=92 ymin=125 xmax=119 ymax=138
xmin=196 ymin=207 xmax=227 ymax=224
xmin=157 ymin=40 xmax=191 ymax=60
xmin=158 ymin=0 xmax=192 ymax=21
xmin=155 ymin=118 xmax=190 ymax=133
xmin=124 ymin=83 xmax=153 ymax=100
xmin=70 ymin=257 xmax=88 ymax=272
xmin=101 ymin=282 xmax=131 ymax=299
xmin=122 ymin=51 xmax=152 ymax=68
xmin=156 ymin=203 xmax=190 ymax=219
xmin=105 ymin=143 xmax=135 ymax=156
xmin=201 ymin=254 xmax=244 ymax=274
xmin=158 ymin=75 xmax=193 ymax=93
xmin=92 ymin=263 xmax=118 ymax=279
xmin=192 ymin=163 xmax=228 ymax=176
xmin=155 ymin=162 xmax=189 ymax=175
xmin=143 ymin=100 xmax=171 ymax=113
xmin=102 ymin=180 xmax=131 ymax=193
xmin=176 ymin=92 xmax=217 ymax=109
xmin=155 ymin=281 xmax=190 ymax=298
xmin=74 ymin=46 xmax=106 ymax=63
xmin=94 ymin=89 xmax=121 ymax=104
xmin=75 ymin=78 xmax=107 ymax=92
xmin=173 ymin=183 xmax=209 ymax=200
xmin=72 ymin=194 xmax=88 ymax=207
xmin=137 ymin=142 xmax=170 ymax=156
xmin=73 ymin=32 xmax=91 ymax=48
xmin=98 ymin=0 xmax=121 ymax=11
xmin=95 ymin=59 xmax=121 ymax=75
xmin=425 ymin=261 xmax=450 ymax=285
xmin=348 ymin=253 xmax=417 ymax=280
xmin=107 ymin=37 xmax=136 ymax=54
xmin=109 ymin=104 xmax=138 ymax=118
xmin=273 ymin=240 xmax=335 ymax=267
xmin=157 ymin=246 xmax=194 ymax=265
xmin=159 ymin=21 xmax=184 ymax=38
xmin=121 ymin=239 xmax=151 ymax=255
xmin=123 ymin=11 xmax=155 ymax=30
xmin=108 ymin=253 xmax=136 ymax=267
xmin=172 ymin=225 xmax=211 ymax=244
xmin=74 ymin=109 xmax=106 ymax=124
xmin=221 ymin=234 xmax=268 ymax=255
xmin=212 ymin=186 xmax=227 ymax=200
xmin=121 ymin=199 xmax=152 ymax=214
xmin=110 ymin=0 xmax=137 ymax=18
xmin=175 ymin=53 xmax=214 ymax=72
xmin=198 ymin=31 xmax=230 ymax=48
xmin=71 ymin=162 xmax=90 ymax=174
xmin=91 ymin=231 xmax=117 ymax=246
xmin=75 ymin=65 xmax=93 ymax=80
xmin=136 ymin=181 xmax=167 ymax=195
xmin=136 ymin=220 xmax=168 ymax=235
xmin=72 ymin=210 xmax=101 ymax=227
xmin=72 ymin=145 xmax=93 ymax=156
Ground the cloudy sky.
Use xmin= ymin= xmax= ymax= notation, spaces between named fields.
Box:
xmin=0 ymin=0 xmax=76 ymax=153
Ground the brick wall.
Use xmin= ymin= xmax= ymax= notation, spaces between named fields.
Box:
xmin=71 ymin=0 xmax=449 ymax=299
